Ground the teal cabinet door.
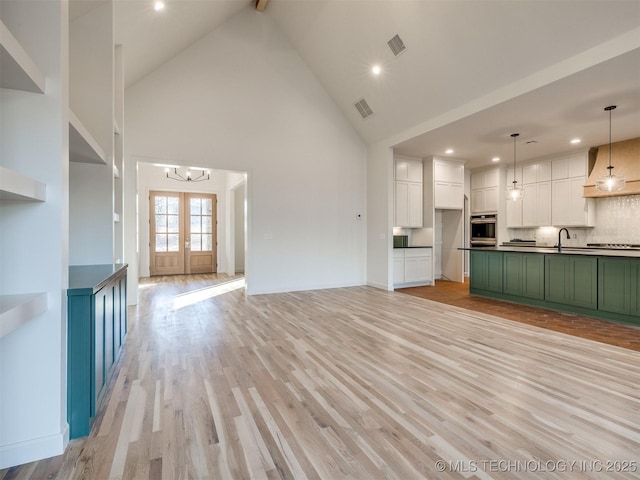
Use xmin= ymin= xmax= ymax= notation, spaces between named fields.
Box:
xmin=598 ymin=257 xmax=631 ymax=315
xmin=545 ymin=255 xmax=569 ymax=304
xmin=545 ymin=255 xmax=597 ymax=308
xmin=93 ymin=288 xmax=106 ymax=414
xmin=503 ymin=253 xmax=544 ymax=300
xmin=632 ymin=261 xmax=640 ymax=317
xmin=485 ymin=252 xmax=503 ymax=293
xmin=470 ymin=250 xmax=503 ymax=293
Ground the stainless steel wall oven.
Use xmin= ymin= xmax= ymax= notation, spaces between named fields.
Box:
xmin=470 ymin=214 xmax=497 ymax=247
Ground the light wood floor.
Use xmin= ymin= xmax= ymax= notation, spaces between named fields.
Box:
xmin=3 ymin=274 xmax=640 ymax=479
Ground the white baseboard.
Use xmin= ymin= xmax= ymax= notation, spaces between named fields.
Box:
xmin=0 ymin=424 xmax=69 ymax=470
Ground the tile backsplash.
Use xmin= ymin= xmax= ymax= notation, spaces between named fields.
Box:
xmin=508 ymin=194 xmax=640 ymax=246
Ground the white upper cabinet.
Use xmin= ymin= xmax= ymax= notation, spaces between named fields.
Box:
xmin=394 ymin=158 xmax=423 ymax=228
xmin=471 ymin=168 xmax=499 ymax=214
xmin=433 ymin=159 xmax=464 ymax=209
xmin=551 ymin=153 xmax=594 ymax=227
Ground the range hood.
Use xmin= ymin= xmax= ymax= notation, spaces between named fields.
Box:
xmin=584 ymin=137 xmax=640 ymax=197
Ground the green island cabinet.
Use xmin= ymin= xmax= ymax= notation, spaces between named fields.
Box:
xmin=67 ymin=264 xmax=128 ymax=439
xmin=469 ymin=250 xmax=503 ymax=293
xmin=470 ymin=249 xmax=639 ymax=326
xmin=545 ymin=255 xmax=597 ymax=309
xmin=503 ymin=252 xmax=545 ymax=300
xmin=598 ymin=257 xmax=640 ymax=317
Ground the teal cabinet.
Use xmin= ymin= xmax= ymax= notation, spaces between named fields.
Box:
xmin=68 ymin=264 xmax=127 ymax=439
xmin=598 ymin=257 xmax=640 ymax=321
xmin=633 ymin=261 xmax=640 ymax=317
xmin=503 ymin=252 xmax=544 ymax=300
xmin=470 ymin=250 xmax=503 ymax=293
xmin=545 ymin=255 xmax=597 ymax=309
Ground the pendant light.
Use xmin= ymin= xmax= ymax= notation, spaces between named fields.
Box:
xmin=506 ymin=133 xmax=524 ymax=201
xmin=596 ymin=105 xmax=625 ymax=192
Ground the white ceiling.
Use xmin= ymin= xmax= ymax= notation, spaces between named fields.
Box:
xmin=71 ymin=0 xmax=640 ymax=170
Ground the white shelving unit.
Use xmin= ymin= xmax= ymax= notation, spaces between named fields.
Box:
xmin=69 ymin=109 xmax=107 ymax=165
xmin=1 ymin=18 xmax=49 ymax=339
xmin=0 ymin=293 xmax=47 ymax=339
xmin=0 ymin=18 xmax=46 ymax=93
xmin=0 ymin=166 xmax=46 ymax=201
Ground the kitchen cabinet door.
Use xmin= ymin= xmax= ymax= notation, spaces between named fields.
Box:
xmin=503 ymin=253 xmax=544 ymax=300
xmin=506 ymin=195 xmax=523 ymax=227
xmin=598 ymin=258 xmax=631 ymax=315
xmin=393 ymin=251 xmax=404 ymax=285
xmin=470 ymin=250 xmax=503 ymax=293
xmin=632 ymin=261 xmax=640 ymax=317
xmin=408 ymin=182 xmax=423 ymax=227
xmin=545 ymin=255 xmax=597 ymax=308
xmin=394 ymin=181 xmax=409 ymax=227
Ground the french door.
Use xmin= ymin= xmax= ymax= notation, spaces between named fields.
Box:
xmin=149 ymin=191 xmax=217 ymax=276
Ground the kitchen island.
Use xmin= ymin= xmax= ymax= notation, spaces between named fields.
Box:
xmin=464 ymin=247 xmax=640 ymax=326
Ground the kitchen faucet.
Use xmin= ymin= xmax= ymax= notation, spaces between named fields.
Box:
xmin=557 ymin=228 xmax=570 ymax=251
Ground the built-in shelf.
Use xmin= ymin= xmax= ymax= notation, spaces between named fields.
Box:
xmin=113 ymin=212 xmax=120 ymax=223
xmin=0 ymin=166 xmax=46 ymax=201
xmin=0 ymin=19 xmax=46 ymax=94
xmin=69 ymin=109 xmax=107 ymax=165
xmin=0 ymin=293 xmax=47 ymax=339
xmin=113 ymin=165 xmax=120 ymax=178
xmin=113 ymin=119 xmax=121 ymax=136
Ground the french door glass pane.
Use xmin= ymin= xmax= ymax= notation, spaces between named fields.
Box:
xmin=155 ymin=215 xmax=167 ymax=233
xmin=191 ymin=216 xmax=201 ymax=233
xmin=167 ymin=234 xmax=179 ymax=252
xmin=190 ymin=198 xmax=201 ymax=215
xmin=191 ymin=234 xmax=202 ymax=251
xmin=202 ymin=234 xmax=212 ymax=251
xmin=202 ymin=216 xmax=212 ymax=233
xmin=155 ymin=234 xmax=167 ymax=252
xmin=203 ymin=198 xmax=212 ymax=215
xmin=155 ymin=196 xmax=167 ymax=214
xmin=168 ymin=214 xmax=179 ymax=233
xmin=168 ymin=197 xmax=179 ymax=215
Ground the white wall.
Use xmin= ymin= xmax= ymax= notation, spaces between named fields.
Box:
xmin=125 ymin=7 xmax=367 ymax=295
xmin=233 ymin=182 xmax=246 ymax=274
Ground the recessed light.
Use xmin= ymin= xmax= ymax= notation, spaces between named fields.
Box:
xmin=570 ymin=138 xmax=581 ymax=144
xmin=492 ymin=157 xmax=500 ymax=162
xmin=154 ymin=1 xmax=165 ymax=11
xmin=445 ymin=149 xmax=454 ymax=154
xmin=371 ymin=64 xmax=382 ymax=76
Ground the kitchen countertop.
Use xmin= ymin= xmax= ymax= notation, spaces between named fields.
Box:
xmin=460 ymin=246 xmax=640 ymax=258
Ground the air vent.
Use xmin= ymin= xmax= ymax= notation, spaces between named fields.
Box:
xmin=387 ymin=34 xmax=406 ymax=57
xmin=354 ymin=98 xmax=374 ymax=119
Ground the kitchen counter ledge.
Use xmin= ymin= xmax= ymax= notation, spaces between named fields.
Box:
xmin=461 ymin=246 xmax=640 ymax=258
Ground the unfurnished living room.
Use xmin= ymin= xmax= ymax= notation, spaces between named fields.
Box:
xmin=1 ymin=0 xmax=639 ymax=478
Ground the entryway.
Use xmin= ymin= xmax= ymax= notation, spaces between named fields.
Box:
xmin=149 ymin=191 xmax=217 ymax=276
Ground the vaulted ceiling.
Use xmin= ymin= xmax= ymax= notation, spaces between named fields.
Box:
xmin=72 ymin=0 xmax=640 ymax=169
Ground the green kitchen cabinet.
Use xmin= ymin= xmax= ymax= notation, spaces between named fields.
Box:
xmin=599 ymin=257 xmax=640 ymax=319
xmin=545 ymin=255 xmax=597 ymax=309
xmin=503 ymin=252 xmax=545 ymax=300
xmin=470 ymin=250 xmax=503 ymax=293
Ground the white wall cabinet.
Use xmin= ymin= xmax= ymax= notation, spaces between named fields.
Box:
xmin=434 ymin=159 xmax=464 ymax=209
xmin=393 ymin=248 xmax=433 ymax=287
xmin=471 ymin=168 xmax=499 ymax=213
xmin=551 ymin=153 xmax=595 ymax=227
xmin=522 ymin=181 xmax=551 ymax=226
xmin=394 ymin=158 xmax=423 ymax=227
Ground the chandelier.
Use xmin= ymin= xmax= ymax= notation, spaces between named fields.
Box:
xmin=165 ymin=167 xmax=210 ymax=183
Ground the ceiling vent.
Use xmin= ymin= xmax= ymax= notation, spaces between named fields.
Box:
xmin=354 ymin=98 xmax=374 ymax=119
xmin=387 ymin=34 xmax=407 ymax=57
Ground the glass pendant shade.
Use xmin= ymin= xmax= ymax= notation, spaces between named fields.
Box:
xmin=507 ymin=132 xmax=523 ymax=201
xmin=595 ymin=172 xmax=625 ymax=192
xmin=596 ymin=105 xmax=625 ymax=192
xmin=506 ymin=182 xmax=524 ymax=201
